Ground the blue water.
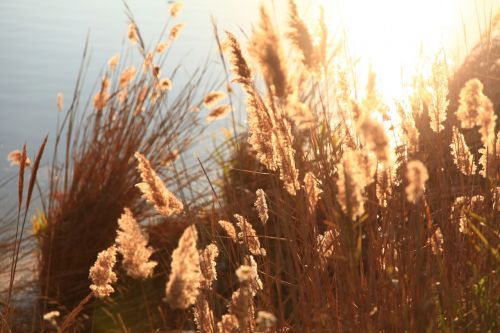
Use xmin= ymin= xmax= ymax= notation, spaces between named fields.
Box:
xmin=0 ymin=0 xmax=266 ymax=208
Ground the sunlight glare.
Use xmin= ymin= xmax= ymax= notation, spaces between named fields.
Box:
xmin=318 ymin=0 xmax=457 ymax=100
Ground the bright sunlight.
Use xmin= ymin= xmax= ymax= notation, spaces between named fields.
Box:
xmin=318 ymin=0 xmax=498 ymax=99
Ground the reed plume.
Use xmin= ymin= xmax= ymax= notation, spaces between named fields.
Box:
xmin=303 ymin=171 xmax=322 ymax=213
xmin=234 ymin=214 xmax=266 ymax=256
xmin=456 ymin=78 xmax=486 ymax=128
xmin=169 ymin=1 xmax=184 ymax=18
xmin=244 ymin=255 xmax=263 ymax=296
xmin=287 ymin=0 xmax=316 ymax=70
xmin=405 ymin=160 xmax=429 ymax=204
xmin=89 ymin=246 xmax=117 ymax=298
xmin=428 ymin=53 xmax=449 ymax=133
xmin=317 ymin=229 xmax=338 ymax=266
xmin=43 ymin=311 xmax=60 ymax=328
xmin=157 ymin=78 xmax=172 ymax=92
xmin=246 ymin=95 xmax=278 ymax=172
xmin=218 ymin=220 xmax=237 ymax=242
xmin=203 ymin=90 xmax=227 ymax=108
xmin=170 ymin=23 xmax=185 ymax=41
xmin=7 ymin=150 xmax=31 ymax=167
xmin=218 ymin=314 xmax=239 ymax=333
xmin=119 ymin=66 xmax=136 ymax=88
xmin=128 ymin=23 xmax=139 ymax=44
xmin=452 ymin=195 xmax=484 ymax=234
xmin=273 ymin=118 xmax=300 ymax=195
xmin=115 ymin=208 xmax=157 ymax=279
xmin=135 ymin=151 xmax=184 ymax=216
xmin=225 ymin=31 xmax=253 ymax=88
xmin=249 ymin=5 xmax=289 ymax=99
xmin=428 ymin=227 xmax=443 ymax=255
xmin=356 ymin=114 xmax=391 ymax=164
xmin=254 ymin=189 xmax=269 ymax=225
xmin=155 ymin=42 xmax=167 ymax=54
xmin=256 ymin=311 xmax=277 ymax=332
xmin=193 ymin=298 xmax=216 ymax=333
xmin=450 ymin=127 xmax=477 ymax=176
xmin=200 ymin=243 xmax=219 ymax=290
xmin=229 ymin=282 xmax=255 ymax=331
xmin=56 ymin=93 xmax=63 ymax=112
xmin=478 ymin=137 xmax=499 ymax=178
xmin=400 ymin=107 xmax=420 ymax=154
xmin=107 ymin=54 xmax=119 ymax=71
xmin=336 ymin=150 xmax=376 ymax=219
xmin=165 ymin=225 xmax=201 ymax=309
xmin=476 ymin=98 xmax=497 ymax=149
xmin=207 ymin=104 xmax=232 ymax=122
xmin=93 ymin=76 xmax=110 ymax=111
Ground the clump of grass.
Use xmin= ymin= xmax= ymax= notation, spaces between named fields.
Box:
xmin=28 ymin=5 xmax=215 ymax=331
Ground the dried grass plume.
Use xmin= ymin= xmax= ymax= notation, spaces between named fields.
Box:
xmin=89 ymin=246 xmax=118 ymax=298
xmin=166 ymin=225 xmax=201 ymax=309
xmin=115 ymin=208 xmax=157 ymax=279
xmin=135 ymin=151 xmax=184 ymax=216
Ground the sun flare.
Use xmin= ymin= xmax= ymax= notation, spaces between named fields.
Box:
xmin=317 ymin=0 xmax=496 ymax=99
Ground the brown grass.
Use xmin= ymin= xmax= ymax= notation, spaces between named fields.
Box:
xmin=2 ymin=2 xmax=499 ymax=333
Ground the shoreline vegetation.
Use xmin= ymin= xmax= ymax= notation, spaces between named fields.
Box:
xmin=1 ymin=1 xmax=499 ymax=332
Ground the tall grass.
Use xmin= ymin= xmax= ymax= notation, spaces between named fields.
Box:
xmin=1 ymin=1 xmax=499 ymax=332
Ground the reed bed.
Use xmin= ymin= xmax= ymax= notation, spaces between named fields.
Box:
xmin=1 ymin=1 xmax=499 ymax=332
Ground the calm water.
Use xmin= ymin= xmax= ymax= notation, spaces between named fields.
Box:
xmin=0 ymin=0 xmax=266 ymax=207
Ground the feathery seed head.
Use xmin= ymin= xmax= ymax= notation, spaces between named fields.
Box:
xmin=56 ymin=93 xmax=63 ymax=112
xmin=428 ymin=53 xmax=449 ymax=133
xmin=218 ymin=314 xmax=240 ymax=333
xmin=287 ymin=0 xmax=317 ymax=70
xmin=158 ymin=77 xmax=173 ymax=91
xmin=428 ymin=227 xmax=443 ymax=255
xmin=256 ymin=311 xmax=277 ymax=332
xmin=128 ymin=23 xmax=139 ymax=44
xmin=169 ymin=1 xmax=184 ymax=18
xmin=200 ymin=243 xmax=219 ymax=290
xmin=203 ymin=90 xmax=227 ymax=108
xmin=225 ymin=31 xmax=253 ymax=88
xmin=115 ymin=208 xmax=157 ymax=279
xmin=108 ymin=54 xmax=120 ymax=71
xmin=156 ymin=42 xmax=168 ymax=54
xmin=405 ymin=160 xmax=429 ymax=204
xmin=169 ymin=23 xmax=185 ymax=40
xmin=206 ymin=104 xmax=232 ymax=122
xmin=250 ymin=5 xmax=289 ymax=99
xmin=135 ymin=152 xmax=184 ymax=216
xmin=234 ymin=214 xmax=266 ymax=256
xmin=456 ymin=78 xmax=485 ymax=129
xmin=236 ymin=265 xmax=254 ymax=283
xmin=89 ymin=245 xmax=117 ymax=298
xmin=317 ymin=229 xmax=338 ymax=266
xmin=254 ymin=189 xmax=269 ymax=225
xmin=304 ymin=172 xmax=322 ymax=213
xmin=244 ymin=255 xmax=263 ymax=295
xmin=7 ymin=150 xmax=31 ymax=167
xmin=450 ymin=127 xmax=477 ymax=176
xmin=336 ymin=150 xmax=376 ymax=219
xmin=166 ymin=225 xmax=201 ymax=309
xmin=218 ymin=220 xmax=237 ymax=242
xmin=119 ymin=66 xmax=136 ymax=88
